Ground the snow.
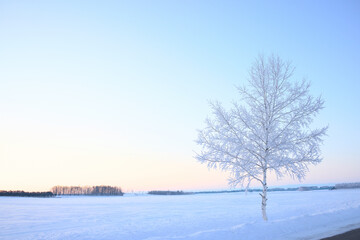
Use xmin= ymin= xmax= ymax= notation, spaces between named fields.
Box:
xmin=1 ymin=189 xmax=360 ymax=240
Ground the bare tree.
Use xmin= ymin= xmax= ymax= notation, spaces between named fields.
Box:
xmin=196 ymin=55 xmax=327 ymax=221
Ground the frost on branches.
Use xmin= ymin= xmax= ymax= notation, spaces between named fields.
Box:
xmin=196 ymin=55 xmax=327 ymax=221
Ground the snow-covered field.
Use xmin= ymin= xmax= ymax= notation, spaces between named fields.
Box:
xmin=1 ymin=189 xmax=360 ymax=240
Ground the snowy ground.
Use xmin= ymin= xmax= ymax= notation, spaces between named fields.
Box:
xmin=1 ymin=189 xmax=360 ymax=240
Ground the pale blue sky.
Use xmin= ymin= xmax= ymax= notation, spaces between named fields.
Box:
xmin=0 ymin=1 xmax=359 ymax=191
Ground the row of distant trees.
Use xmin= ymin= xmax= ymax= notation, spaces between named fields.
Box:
xmin=335 ymin=182 xmax=360 ymax=189
xmin=148 ymin=190 xmax=188 ymax=195
xmin=0 ymin=191 xmax=54 ymax=197
xmin=51 ymin=185 xmax=123 ymax=196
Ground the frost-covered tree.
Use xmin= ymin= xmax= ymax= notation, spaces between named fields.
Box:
xmin=196 ymin=55 xmax=327 ymax=221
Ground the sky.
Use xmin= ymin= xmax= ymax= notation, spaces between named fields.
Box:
xmin=0 ymin=0 xmax=359 ymax=192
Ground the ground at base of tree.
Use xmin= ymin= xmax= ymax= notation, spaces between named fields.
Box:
xmin=1 ymin=189 xmax=359 ymax=240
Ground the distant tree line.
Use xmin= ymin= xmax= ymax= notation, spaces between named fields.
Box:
xmin=210 ymin=186 xmax=334 ymax=193
xmin=0 ymin=191 xmax=54 ymax=197
xmin=148 ymin=190 xmax=190 ymax=195
xmin=51 ymin=185 xmax=123 ymax=196
xmin=335 ymin=182 xmax=360 ymax=189
xmin=147 ymin=186 xmax=336 ymax=196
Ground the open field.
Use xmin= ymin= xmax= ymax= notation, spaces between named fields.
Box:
xmin=1 ymin=189 xmax=360 ymax=240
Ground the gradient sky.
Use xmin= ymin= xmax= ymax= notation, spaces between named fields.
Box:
xmin=0 ymin=1 xmax=359 ymax=192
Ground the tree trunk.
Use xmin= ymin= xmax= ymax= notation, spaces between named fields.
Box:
xmin=261 ymin=184 xmax=268 ymax=221
xmin=261 ymin=169 xmax=268 ymax=221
